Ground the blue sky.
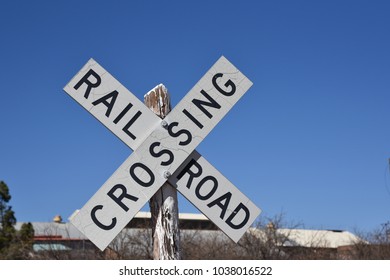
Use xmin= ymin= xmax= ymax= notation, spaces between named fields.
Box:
xmin=1 ymin=0 xmax=389 ymax=234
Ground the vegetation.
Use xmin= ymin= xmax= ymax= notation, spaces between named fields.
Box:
xmin=33 ymin=212 xmax=390 ymax=260
xmin=0 ymin=181 xmax=34 ymax=259
xmin=348 ymin=222 xmax=390 ymax=259
xmin=1 ymin=179 xmax=389 ymax=259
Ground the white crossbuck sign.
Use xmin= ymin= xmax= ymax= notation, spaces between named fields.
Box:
xmin=64 ymin=56 xmax=261 ymax=251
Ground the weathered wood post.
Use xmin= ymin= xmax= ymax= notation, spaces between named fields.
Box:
xmin=144 ymin=84 xmax=181 ymax=260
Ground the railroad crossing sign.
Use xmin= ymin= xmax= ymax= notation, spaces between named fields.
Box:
xmin=64 ymin=56 xmax=261 ymax=251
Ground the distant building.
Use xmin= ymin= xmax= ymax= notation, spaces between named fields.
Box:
xmin=16 ymin=212 xmax=363 ymax=259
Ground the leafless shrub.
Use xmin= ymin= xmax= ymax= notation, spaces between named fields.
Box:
xmin=237 ymin=213 xmax=301 ymax=259
xmin=106 ymin=228 xmax=153 ymax=260
xmin=348 ymin=222 xmax=390 ymax=260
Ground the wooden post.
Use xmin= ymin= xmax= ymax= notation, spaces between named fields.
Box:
xmin=144 ymin=84 xmax=181 ymax=260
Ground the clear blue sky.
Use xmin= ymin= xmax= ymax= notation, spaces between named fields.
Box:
xmin=1 ymin=0 xmax=389 ymax=234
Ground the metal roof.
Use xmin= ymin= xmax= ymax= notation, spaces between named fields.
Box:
xmin=277 ymin=229 xmax=361 ymax=248
xmin=16 ymin=212 xmax=362 ymax=248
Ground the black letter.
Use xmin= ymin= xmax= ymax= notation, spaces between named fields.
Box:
xmin=225 ymin=203 xmax=250 ymax=229
xmin=122 ymin=111 xmax=142 ymax=140
xmin=176 ymin=158 xmax=202 ymax=189
xmin=91 ymin=205 xmax=116 ymax=230
xmin=149 ymin=142 xmax=174 ymax=166
xmin=192 ymin=89 xmax=221 ymax=119
xmin=195 ymin=176 xmax=218 ymax=200
xmin=212 ymin=73 xmax=236 ymax=96
xmin=183 ymin=109 xmax=203 ymax=129
xmin=74 ymin=69 xmax=102 ymax=99
xmin=207 ymin=192 xmax=232 ymax=219
xmin=113 ymin=103 xmax=133 ymax=124
xmin=167 ymin=122 xmax=192 ymax=146
xmin=107 ymin=184 xmax=139 ymax=212
xmin=92 ymin=90 xmax=119 ymax=117
xmin=129 ymin=162 xmax=155 ymax=187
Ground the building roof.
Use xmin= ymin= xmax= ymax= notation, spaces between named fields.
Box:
xmin=277 ymin=228 xmax=361 ymax=248
xmin=16 ymin=212 xmax=362 ymax=249
xmin=15 ymin=221 xmax=85 ymax=240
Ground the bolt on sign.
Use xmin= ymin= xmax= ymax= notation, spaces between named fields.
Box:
xmin=64 ymin=56 xmax=261 ymax=251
